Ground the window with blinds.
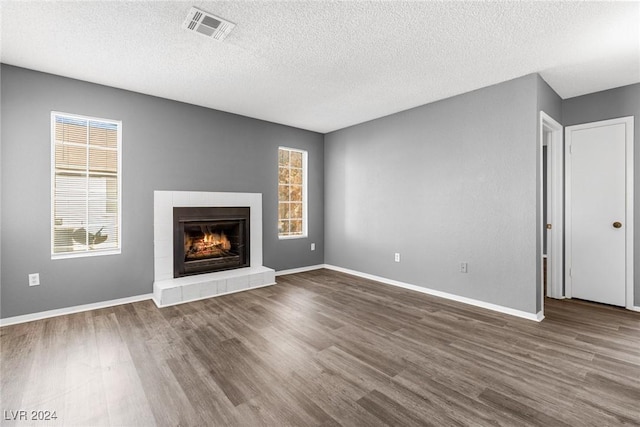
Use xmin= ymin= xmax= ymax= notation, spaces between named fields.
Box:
xmin=278 ymin=147 xmax=307 ymax=238
xmin=51 ymin=112 xmax=121 ymax=258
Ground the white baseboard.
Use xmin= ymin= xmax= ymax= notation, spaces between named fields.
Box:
xmin=0 ymin=294 xmax=153 ymax=327
xmin=323 ymin=264 xmax=542 ymax=322
xmin=0 ymin=264 xmax=555 ymax=326
xmin=275 ymin=264 xmax=325 ymax=276
xmin=630 ymin=306 xmax=640 ymax=313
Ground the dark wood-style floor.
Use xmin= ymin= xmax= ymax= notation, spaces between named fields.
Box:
xmin=2 ymin=269 xmax=639 ymax=426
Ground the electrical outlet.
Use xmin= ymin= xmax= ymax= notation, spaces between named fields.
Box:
xmin=311 ymin=243 xmax=316 ymax=251
xmin=394 ymin=253 xmax=400 ymax=263
xmin=460 ymin=262 xmax=468 ymax=273
xmin=28 ymin=273 xmax=40 ymax=286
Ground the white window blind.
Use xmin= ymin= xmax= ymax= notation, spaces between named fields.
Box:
xmin=51 ymin=112 xmax=121 ymax=258
xmin=278 ymin=147 xmax=307 ymax=238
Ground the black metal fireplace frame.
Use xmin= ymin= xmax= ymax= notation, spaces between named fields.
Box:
xmin=173 ymin=206 xmax=250 ymax=278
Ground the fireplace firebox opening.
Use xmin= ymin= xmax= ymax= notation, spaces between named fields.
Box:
xmin=174 ymin=207 xmax=250 ymax=278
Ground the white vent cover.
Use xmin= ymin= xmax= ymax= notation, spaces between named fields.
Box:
xmin=183 ymin=7 xmax=235 ymax=41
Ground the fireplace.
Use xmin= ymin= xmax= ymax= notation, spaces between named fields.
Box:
xmin=153 ymin=191 xmax=274 ymax=308
xmin=173 ymin=207 xmax=250 ymax=278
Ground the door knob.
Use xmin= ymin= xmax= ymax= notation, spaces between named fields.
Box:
xmin=613 ymin=221 xmax=622 ymax=229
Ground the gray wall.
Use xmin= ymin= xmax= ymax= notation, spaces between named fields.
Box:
xmin=537 ymin=76 xmax=563 ymax=125
xmin=325 ymin=74 xmax=540 ymax=314
xmin=562 ymin=83 xmax=640 ymax=306
xmin=4 ymin=61 xmax=635 ymax=320
xmin=1 ymin=64 xmax=324 ymax=319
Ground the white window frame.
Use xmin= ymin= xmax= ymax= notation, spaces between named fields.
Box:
xmin=51 ymin=111 xmax=122 ymax=259
xmin=278 ymin=146 xmax=308 ymax=239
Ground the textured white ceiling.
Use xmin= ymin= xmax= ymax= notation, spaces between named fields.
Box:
xmin=1 ymin=1 xmax=639 ymax=133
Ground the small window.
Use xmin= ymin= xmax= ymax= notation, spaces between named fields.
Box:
xmin=51 ymin=112 xmax=121 ymax=258
xmin=278 ymin=147 xmax=307 ymax=238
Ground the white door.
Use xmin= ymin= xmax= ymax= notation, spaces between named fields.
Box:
xmin=565 ymin=117 xmax=634 ymax=307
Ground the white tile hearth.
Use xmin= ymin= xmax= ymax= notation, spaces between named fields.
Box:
xmin=152 ymin=191 xmax=276 ymax=307
xmin=153 ymin=266 xmax=276 ymax=307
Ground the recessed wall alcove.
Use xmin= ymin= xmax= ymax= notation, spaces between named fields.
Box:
xmin=153 ymin=191 xmax=275 ymax=307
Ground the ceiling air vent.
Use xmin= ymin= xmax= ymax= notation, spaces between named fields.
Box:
xmin=182 ymin=7 xmax=235 ymax=41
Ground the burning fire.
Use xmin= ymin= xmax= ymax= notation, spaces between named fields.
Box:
xmin=201 ymin=231 xmax=231 ymax=249
xmin=185 ymin=227 xmax=232 ymax=260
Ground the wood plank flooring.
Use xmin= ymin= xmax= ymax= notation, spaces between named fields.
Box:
xmin=2 ymin=269 xmax=639 ymax=426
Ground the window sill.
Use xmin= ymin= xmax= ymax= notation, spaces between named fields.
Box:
xmin=278 ymin=234 xmax=308 ymax=240
xmin=52 ymin=249 xmax=121 ymax=260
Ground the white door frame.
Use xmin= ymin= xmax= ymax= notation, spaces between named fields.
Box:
xmin=539 ymin=112 xmax=564 ymax=303
xmin=565 ymin=116 xmax=634 ymax=310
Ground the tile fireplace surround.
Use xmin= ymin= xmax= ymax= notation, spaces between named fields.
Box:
xmin=153 ymin=191 xmax=276 ymax=307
